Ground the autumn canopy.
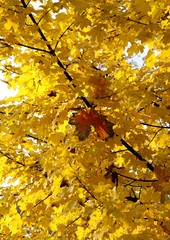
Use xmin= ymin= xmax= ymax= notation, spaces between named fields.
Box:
xmin=0 ymin=0 xmax=170 ymax=239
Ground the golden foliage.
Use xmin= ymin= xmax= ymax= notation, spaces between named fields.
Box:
xmin=0 ymin=0 xmax=170 ymax=239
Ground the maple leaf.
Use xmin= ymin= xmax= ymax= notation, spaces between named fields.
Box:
xmin=69 ymin=109 xmax=91 ymax=140
xmin=69 ymin=109 xmax=114 ymax=140
xmin=88 ymin=109 xmax=114 ymax=140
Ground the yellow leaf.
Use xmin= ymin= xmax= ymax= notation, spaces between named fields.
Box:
xmin=76 ymin=226 xmax=85 ymax=240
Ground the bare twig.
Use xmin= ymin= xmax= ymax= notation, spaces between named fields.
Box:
xmin=0 ymin=37 xmax=51 ymax=53
xmin=3 ymin=66 xmax=22 ymax=75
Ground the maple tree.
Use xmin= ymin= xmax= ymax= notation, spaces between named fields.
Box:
xmin=0 ymin=0 xmax=170 ymax=239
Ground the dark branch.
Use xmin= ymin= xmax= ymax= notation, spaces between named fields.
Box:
xmin=21 ymin=0 xmax=53 ymax=52
xmin=26 ymin=134 xmax=48 ymax=143
xmin=37 ymin=8 xmax=53 ymax=24
xmin=16 ymin=42 xmax=51 ymax=53
xmin=65 ymin=214 xmax=82 ymax=228
xmin=148 ymin=128 xmax=162 ymax=146
xmin=1 ymin=36 xmax=51 ymax=54
xmin=120 ymin=138 xmax=154 ymax=171
xmin=80 ymin=96 xmax=94 ymax=108
xmin=0 ymin=150 xmax=25 ymax=166
xmin=126 ymin=17 xmax=147 ymax=26
xmin=0 ymin=79 xmax=10 ymax=85
xmin=0 ymin=150 xmax=13 ymax=161
xmin=3 ymin=66 xmax=22 ymax=75
xmin=120 ymin=138 xmax=145 ymax=162
xmin=140 ymin=122 xmax=170 ymax=129
xmin=16 ymin=161 xmax=25 ymax=167
xmin=20 ymin=0 xmax=92 ymax=108
xmin=111 ymin=149 xmax=127 ymax=154
xmin=54 ymin=20 xmax=75 ymax=50
xmin=118 ymin=172 xmax=157 ymax=182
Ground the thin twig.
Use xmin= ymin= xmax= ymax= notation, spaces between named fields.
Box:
xmin=124 ymin=180 xmax=135 ymax=187
xmin=0 ymin=37 xmax=51 ymax=53
xmin=0 ymin=150 xmax=25 ymax=166
xmin=65 ymin=214 xmax=82 ymax=228
xmin=16 ymin=42 xmax=51 ymax=53
xmin=140 ymin=122 xmax=170 ymax=129
xmin=148 ymin=128 xmax=162 ymax=146
xmin=0 ymin=79 xmax=10 ymax=85
xmin=126 ymin=17 xmax=147 ymax=26
xmin=37 ymin=8 xmax=53 ymax=24
xmin=54 ymin=20 xmax=75 ymax=50
xmin=26 ymin=134 xmax=48 ymax=143
xmin=76 ymin=176 xmax=97 ymax=200
xmin=3 ymin=66 xmax=22 ymax=75
xmin=118 ymin=172 xmax=157 ymax=182
xmin=26 ymin=0 xmax=31 ymax=6
xmin=111 ymin=149 xmax=127 ymax=154
xmin=34 ymin=192 xmax=52 ymax=207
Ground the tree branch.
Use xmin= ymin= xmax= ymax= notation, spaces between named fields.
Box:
xmin=117 ymin=172 xmax=157 ymax=183
xmin=76 ymin=176 xmax=97 ymax=200
xmin=120 ymin=138 xmax=145 ymax=162
xmin=65 ymin=214 xmax=82 ymax=228
xmin=148 ymin=128 xmax=162 ymax=146
xmin=16 ymin=42 xmax=51 ymax=53
xmin=126 ymin=17 xmax=147 ymax=26
xmin=26 ymin=134 xmax=48 ymax=143
xmin=54 ymin=20 xmax=75 ymax=50
xmin=0 ymin=37 xmax=51 ymax=54
xmin=34 ymin=192 xmax=52 ymax=207
xmin=140 ymin=122 xmax=170 ymax=129
xmin=111 ymin=149 xmax=127 ymax=154
xmin=0 ymin=150 xmax=25 ymax=166
xmin=20 ymin=0 xmax=93 ymax=108
xmin=37 ymin=8 xmax=53 ymax=24
xmin=120 ymin=138 xmax=154 ymax=171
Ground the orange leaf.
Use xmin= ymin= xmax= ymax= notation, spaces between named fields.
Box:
xmin=69 ymin=109 xmax=91 ymax=140
xmin=69 ymin=109 xmax=114 ymax=140
xmin=89 ymin=109 xmax=114 ymax=140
